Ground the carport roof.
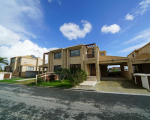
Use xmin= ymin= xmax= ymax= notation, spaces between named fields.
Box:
xmin=132 ymin=53 xmax=150 ymax=61
xmin=99 ymin=56 xmax=127 ymax=61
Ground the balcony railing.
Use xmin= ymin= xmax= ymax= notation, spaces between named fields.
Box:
xmin=87 ymin=54 xmax=95 ymax=58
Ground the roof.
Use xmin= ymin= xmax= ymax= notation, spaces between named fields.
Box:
xmin=16 ymin=55 xmax=37 ymax=59
xmin=99 ymin=56 xmax=127 ymax=61
xmin=132 ymin=53 xmax=150 ymax=61
xmin=22 ymin=64 xmax=36 ymax=67
xmin=128 ymin=42 xmax=150 ymax=56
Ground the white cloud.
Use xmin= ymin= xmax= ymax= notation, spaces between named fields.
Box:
xmin=125 ymin=14 xmax=134 ymax=21
xmin=60 ymin=20 xmax=92 ymax=40
xmin=0 ymin=25 xmax=20 ymax=45
xmin=119 ymin=41 xmax=150 ymax=53
xmin=0 ymin=0 xmax=43 ymax=39
xmin=123 ymin=28 xmax=150 ymax=44
xmin=0 ymin=40 xmax=57 ymax=63
xmin=138 ymin=0 xmax=150 ymax=15
xmin=101 ymin=24 xmax=121 ymax=34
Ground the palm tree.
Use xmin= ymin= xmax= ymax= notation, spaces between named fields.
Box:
xmin=0 ymin=57 xmax=8 ymax=65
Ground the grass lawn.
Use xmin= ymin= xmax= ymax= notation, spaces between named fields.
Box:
xmin=0 ymin=78 xmax=35 ymax=84
xmin=29 ymin=79 xmax=73 ymax=88
xmin=0 ymin=78 xmax=73 ymax=89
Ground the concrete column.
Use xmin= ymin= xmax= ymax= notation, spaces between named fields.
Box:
xmin=48 ymin=52 xmax=50 ymax=72
xmin=83 ymin=45 xmax=87 ymax=71
xmin=128 ymin=58 xmax=133 ymax=79
xmin=95 ymin=45 xmax=100 ymax=82
xmin=42 ymin=54 xmax=45 ymax=73
xmin=66 ymin=49 xmax=69 ymax=69
xmin=81 ymin=46 xmax=84 ymax=70
xmin=61 ymin=49 xmax=64 ymax=68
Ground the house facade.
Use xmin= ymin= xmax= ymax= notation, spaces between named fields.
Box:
xmin=5 ymin=55 xmax=43 ymax=77
xmin=39 ymin=43 xmax=138 ymax=81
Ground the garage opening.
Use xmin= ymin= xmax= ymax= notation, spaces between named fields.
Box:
xmin=108 ymin=65 xmax=121 ymax=77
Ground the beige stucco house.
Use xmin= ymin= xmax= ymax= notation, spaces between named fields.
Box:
xmin=4 ymin=55 xmax=43 ymax=77
xmin=39 ymin=42 xmax=150 ymax=82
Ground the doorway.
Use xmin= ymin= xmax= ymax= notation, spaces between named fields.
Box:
xmin=90 ymin=64 xmax=96 ymax=76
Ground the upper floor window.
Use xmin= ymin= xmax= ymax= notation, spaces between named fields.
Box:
xmin=18 ymin=58 xmax=21 ymax=63
xmin=101 ymin=53 xmax=104 ymax=56
xmin=132 ymin=53 xmax=135 ymax=57
xmin=70 ymin=49 xmax=80 ymax=57
xmin=54 ymin=52 xmax=61 ymax=59
xmin=11 ymin=58 xmax=15 ymax=63
xmin=28 ymin=67 xmax=34 ymax=71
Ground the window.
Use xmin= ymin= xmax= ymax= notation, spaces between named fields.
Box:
xmin=92 ymin=49 xmax=94 ymax=54
xmin=54 ymin=65 xmax=61 ymax=71
xmin=54 ymin=52 xmax=61 ymax=59
xmin=28 ymin=67 xmax=34 ymax=71
xmin=70 ymin=64 xmax=81 ymax=73
xmin=101 ymin=53 xmax=104 ymax=56
xmin=124 ymin=66 xmax=128 ymax=71
xmin=132 ymin=53 xmax=135 ymax=57
xmin=70 ymin=49 xmax=80 ymax=57
xmin=18 ymin=58 xmax=21 ymax=63
xmin=11 ymin=58 xmax=15 ymax=63
xmin=10 ymin=67 xmax=13 ymax=72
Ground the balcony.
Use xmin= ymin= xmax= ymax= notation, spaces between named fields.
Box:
xmin=87 ymin=54 xmax=95 ymax=58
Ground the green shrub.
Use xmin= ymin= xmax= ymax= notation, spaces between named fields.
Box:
xmin=68 ymin=69 xmax=87 ymax=86
xmin=55 ymin=68 xmax=71 ymax=82
xmin=37 ymin=75 xmax=44 ymax=83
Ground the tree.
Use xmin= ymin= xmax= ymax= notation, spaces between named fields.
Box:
xmin=55 ymin=68 xmax=71 ymax=82
xmin=0 ymin=57 xmax=8 ymax=65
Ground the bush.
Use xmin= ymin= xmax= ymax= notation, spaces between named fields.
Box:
xmin=68 ymin=69 xmax=87 ymax=86
xmin=37 ymin=75 xmax=44 ymax=83
xmin=55 ymin=68 xmax=71 ymax=82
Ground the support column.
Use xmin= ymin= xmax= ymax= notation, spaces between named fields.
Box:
xmin=61 ymin=49 xmax=64 ymax=68
xmin=94 ymin=44 xmax=100 ymax=82
xmin=66 ymin=49 xmax=69 ymax=69
xmin=81 ymin=46 xmax=84 ymax=70
xmin=48 ymin=52 xmax=50 ymax=72
xmin=42 ymin=54 xmax=45 ymax=73
xmin=128 ymin=58 xmax=133 ymax=79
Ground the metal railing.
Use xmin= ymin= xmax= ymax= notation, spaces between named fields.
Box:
xmin=86 ymin=54 xmax=95 ymax=58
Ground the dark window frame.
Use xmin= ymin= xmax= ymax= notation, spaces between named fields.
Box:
xmin=132 ymin=53 xmax=135 ymax=57
xmin=18 ymin=58 xmax=21 ymax=63
xmin=11 ymin=58 xmax=15 ymax=63
xmin=54 ymin=65 xmax=61 ymax=71
xmin=70 ymin=49 xmax=80 ymax=57
xmin=101 ymin=53 xmax=104 ymax=56
xmin=54 ymin=52 xmax=61 ymax=59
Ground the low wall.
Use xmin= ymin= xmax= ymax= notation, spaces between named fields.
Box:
xmin=12 ymin=72 xmax=19 ymax=77
xmin=0 ymin=72 xmax=12 ymax=80
xmin=25 ymin=71 xmax=38 ymax=78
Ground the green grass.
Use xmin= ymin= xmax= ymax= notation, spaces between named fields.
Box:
xmin=0 ymin=78 xmax=34 ymax=84
xmin=29 ymin=79 xmax=73 ymax=88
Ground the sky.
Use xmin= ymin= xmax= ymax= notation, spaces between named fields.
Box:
xmin=0 ymin=0 xmax=150 ymax=67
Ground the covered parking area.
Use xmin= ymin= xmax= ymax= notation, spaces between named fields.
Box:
xmin=99 ymin=56 xmax=130 ymax=80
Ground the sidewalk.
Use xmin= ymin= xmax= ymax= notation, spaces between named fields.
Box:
xmin=74 ymin=80 xmax=150 ymax=95
xmin=15 ymin=78 xmax=35 ymax=81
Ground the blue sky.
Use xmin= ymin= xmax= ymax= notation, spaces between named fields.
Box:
xmin=0 ymin=0 xmax=150 ymax=62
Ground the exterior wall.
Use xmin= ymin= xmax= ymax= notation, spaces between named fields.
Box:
xmin=99 ymin=51 xmax=106 ymax=56
xmin=139 ymin=43 xmax=150 ymax=54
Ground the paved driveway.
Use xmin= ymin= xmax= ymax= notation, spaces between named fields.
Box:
xmin=0 ymin=83 xmax=150 ymax=120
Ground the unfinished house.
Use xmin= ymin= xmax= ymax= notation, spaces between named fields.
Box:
xmin=4 ymin=55 xmax=43 ymax=77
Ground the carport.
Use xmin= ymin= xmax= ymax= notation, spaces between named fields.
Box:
xmin=99 ymin=56 xmax=130 ymax=80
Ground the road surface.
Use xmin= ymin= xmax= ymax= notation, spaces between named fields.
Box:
xmin=0 ymin=83 xmax=150 ymax=120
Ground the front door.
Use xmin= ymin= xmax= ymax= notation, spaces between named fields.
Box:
xmin=90 ymin=64 xmax=96 ymax=76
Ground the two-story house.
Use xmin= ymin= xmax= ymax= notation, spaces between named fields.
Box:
xmin=4 ymin=55 xmax=43 ymax=77
xmin=39 ymin=43 xmax=133 ymax=82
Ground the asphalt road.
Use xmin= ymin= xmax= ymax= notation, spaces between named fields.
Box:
xmin=0 ymin=83 xmax=150 ymax=120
